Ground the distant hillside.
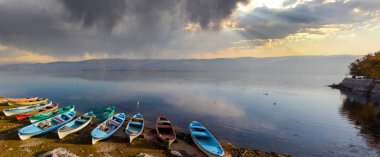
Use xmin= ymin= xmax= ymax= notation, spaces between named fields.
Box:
xmin=0 ymin=55 xmax=361 ymax=74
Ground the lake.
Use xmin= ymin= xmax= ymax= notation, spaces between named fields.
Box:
xmin=0 ymin=70 xmax=379 ymax=156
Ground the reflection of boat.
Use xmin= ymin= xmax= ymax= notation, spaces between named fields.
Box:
xmin=93 ymin=106 xmax=115 ymax=123
xmin=29 ymin=105 xmax=75 ymax=123
xmin=8 ymin=98 xmax=48 ymax=106
xmin=16 ymin=103 xmax=58 ymax=120
xmin=18 ymin=111 xmax=76 ymax=140
xmin=3 ymin=101 xmax=53 ymax=116
xmin=189 ymin=121 xmax=224 ymax=157
xmin=156 ymin=116 xmax=176 ymax=148
xmin=58 ymin=111 xmax=93 ymax=139
xmin=1 ymin=97 xmax=38 ymax=104
xmin=125 ymin=113 xmax=144 ymax=143
xmin=91 ymin=113 xmax=125 ymax=144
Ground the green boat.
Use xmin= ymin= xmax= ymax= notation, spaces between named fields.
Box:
xmin=29 ymin=105 xmax=75 ymax=123
xmin=93 ymin=106 xmax=115 ymax=123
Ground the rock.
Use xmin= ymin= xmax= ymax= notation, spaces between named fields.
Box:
xmin=88 ymin=154 xmax=94 ymax=157
xmin=170 ymin=150 xmax=183 ymax=157
xmin=371 ymin=83 xmax=380 ymax=94
xmin=39 ymin=148 xmax=78 ymax=157
xmin=339 ymin=78 xmax=375 ymax=92
xmin=136 ymin=152 xmax=157 ymax=157
xmin=7 ymin=148 xmax=13 ymax=151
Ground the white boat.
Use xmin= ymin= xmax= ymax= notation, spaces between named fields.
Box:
xmin=57 ymin=111 xmax=94 ymax=139
xmin=125 ymin=113 xmax=144 ymax=143
xmin=3 ymin=101 xmax=53 ymax=116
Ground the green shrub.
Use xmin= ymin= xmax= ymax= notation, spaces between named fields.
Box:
xmin=349 ymin=51 xmax=380 ymax=79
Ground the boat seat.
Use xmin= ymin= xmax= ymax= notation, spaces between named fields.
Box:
xmin=132 ymin=118 xmax=143 ymax=122
xmin=157 ymin=120 xmax=170 ymax=124
xmin=54 ymin=117 xmax=64 ymax=123
xmin=76 ymin=119 xmax=87 ymax=123
xmin=130 ymin=121 xmax=143 ymax=127
xmin=193 ymin=131 xmax=210 ymax=139
xmin=157 ymin=124 xmax=171 ymax=129
xmin=109 ymin=119 xmax=120 ymax=126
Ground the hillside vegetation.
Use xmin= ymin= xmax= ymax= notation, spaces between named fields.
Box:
xmin=350 ymin=51 xmax=380 ymax=79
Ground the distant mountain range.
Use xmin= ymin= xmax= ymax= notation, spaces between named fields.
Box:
xmin=0 ymin=55 xmax=360 ymax=74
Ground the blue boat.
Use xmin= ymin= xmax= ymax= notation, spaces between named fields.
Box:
xmin=189 ymin=121 xmax=225 ymax=157
xmin=91 ymin=113 xmax=125 ymax=144
xmin=18 ymin=111 xmax=76 ymax=140
xmin=125 ymin=113 xmax=144 ymax=143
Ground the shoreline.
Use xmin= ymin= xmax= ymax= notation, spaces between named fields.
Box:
xmin=0 ymin=104 xmax=290 ymax=157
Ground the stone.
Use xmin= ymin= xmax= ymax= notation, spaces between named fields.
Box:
xmin=339 ymin=78 xmax=375 ymax=92
xmin=371 ymin=83 xmax=380 ymax=94
xmin=136 ymin=153 xmax=157 ymax=157
xmin=38 ymin=148 xmax=78 ymax=157
xmin=170 ymin=150 xmax=183 ymax=157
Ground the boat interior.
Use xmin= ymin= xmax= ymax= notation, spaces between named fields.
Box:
xmin=157 ymin=120 xmax=175 ymax=139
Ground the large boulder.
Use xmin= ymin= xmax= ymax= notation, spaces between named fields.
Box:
xmin=371 ymin=83 xmax=380 ymax=94
xmin=339 ymin=78 xmax=375 ymax=92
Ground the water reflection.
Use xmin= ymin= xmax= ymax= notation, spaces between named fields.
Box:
xmin=1 ymin=71 xmax=380 ymax=156
xmin=340 ymin=91 xmax=380 ymax=149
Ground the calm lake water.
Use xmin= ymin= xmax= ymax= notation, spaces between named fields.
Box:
xmin=0 ymin=70 xmax=379 ymax=156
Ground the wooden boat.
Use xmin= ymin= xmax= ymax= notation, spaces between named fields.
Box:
xmin=8 ymin=97 xmax=48 ymax=106
xmin=189 ymin=121 xmax=225 ymax=157
xmin=29 ymin=105 xmax=75 ymax=123
xmin=91 ymin=113 xmax=125 ymax=144
xmin=3 ymin=101 xmax=53 ymax=116
xmin=1 ymin=97 xmax=38 ymax=104
xmin=15 ymin=103 xmax=59 ymax=120
xmin=57 ymin=111 xmax=94 ymax=139
xmin=18 ymin=111 xmax=76 ymax=140
xmin=93 ymin=106 xmax=115 ymax=123
xmin=156 ymin=116 xmax=176 ymax=148
xmin=125 ymin=113 xmax=144 ymax=143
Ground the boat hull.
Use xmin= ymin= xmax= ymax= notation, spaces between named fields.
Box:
xmin=192 ymin=138 xmax=223 ymax=157
xmin=57 ymin=112 xmax=93 ymax=139
xmin=29 ymin=105 xmax=75 ymax=123
xmin=91 ymin=113 xmax=125 ymax=144
xmin=8 ymin=98 xmax=48 ymax=106
xmin=58 ymin=120 xmax=91 ymax=139
xmin=3 ymin=101 xmax=53 ymax=116
xmin=18 ymin=111 xmax=76 ymax=140
xmin=18 ymin=133 xmax=33 ymax=140
xmin=156 ymin=116 xmax=176 ymax=148
xmin=189 ymin=121 xmax=224 ymax=156
xmin=125 ymin=113 xmax=144 ymax=143
xmin=16 ymin=104 xmax=58 ymax=120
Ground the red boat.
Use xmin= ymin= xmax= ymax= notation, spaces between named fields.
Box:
xmin=15 ymin=103 xmax=59 ymax=120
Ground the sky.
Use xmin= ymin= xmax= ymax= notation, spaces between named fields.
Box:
xmin=0 ymin=0 xmax=379 ymax=63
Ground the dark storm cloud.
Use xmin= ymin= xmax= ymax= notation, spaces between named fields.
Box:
xmin=184 ymin=0 xmax=248 ymax=29
xmin=59 ymin=0 xmax=127 ymax=31
xmin=59 ymin=0 xmax=247 ymax=30
xmin=0 ymin=0 xmax=246 ymax=57
xmin=0 ymin=0 xmax=379 ymax=59
xmin=238 ymin=0 xmax=380 ymax=39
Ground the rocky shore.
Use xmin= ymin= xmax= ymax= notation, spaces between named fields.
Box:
xmin=0 ymin=104 xmax=290 ymax=157
xmin=330 ymin=78 xmax=380 ymax=94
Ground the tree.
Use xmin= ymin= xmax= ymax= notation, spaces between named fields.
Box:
xmin=349 ymin=51 xmax=380 ymax=79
